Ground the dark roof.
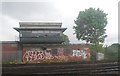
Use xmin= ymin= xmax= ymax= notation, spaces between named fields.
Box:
xmin=13 ymin=27 xmax=67 ymax=32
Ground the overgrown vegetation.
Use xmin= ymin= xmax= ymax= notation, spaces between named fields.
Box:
xmin=105 ymin=43 xmax=120 ymax=61
xmin=90 ymin=43 xmax=120 ymax=61
xmin=90 ymin=44 xmax=105 ymax=60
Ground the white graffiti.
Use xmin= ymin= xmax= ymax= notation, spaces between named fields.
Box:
xmin=23 ymin=51 xmax=54 ymax=62
xmin=72 ymin=50 xmax=88 ymax=59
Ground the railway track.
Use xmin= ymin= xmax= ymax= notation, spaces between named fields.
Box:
xmin=2 ymin=61 xmax=120 ymax=76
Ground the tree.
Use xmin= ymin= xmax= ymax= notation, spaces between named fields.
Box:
xmin=62 ymin=34 xmax=70 ymax=44
xmin=73 ymin=8 xmax=107 ymax=45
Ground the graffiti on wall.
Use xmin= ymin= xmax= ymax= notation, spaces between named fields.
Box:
xmin=23 ymin=48 xmax=66 ymax=62
xmin=72 ymin=49 xmax=90 ymax=60
xmin=23 ymin=48 xmax=91 ymax=63
xmin=23 ymin=50 xmax=53 ymax=62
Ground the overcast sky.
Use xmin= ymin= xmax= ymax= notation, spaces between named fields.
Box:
xmin=0 ymin=0 xmax=119 ymax=46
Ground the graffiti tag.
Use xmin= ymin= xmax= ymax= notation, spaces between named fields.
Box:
xmin=72 ymin=49 xmax=90 ymax=59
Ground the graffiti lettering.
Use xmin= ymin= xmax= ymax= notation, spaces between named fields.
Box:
xmin=72 ymin=49 xmax=90 ymax=59
xmin=23 ymin=48 xmax=91 ymax=63
xmin=23 ymin=51 xmax=53 ymax=62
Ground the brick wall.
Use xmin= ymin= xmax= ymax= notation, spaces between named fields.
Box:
xmin=2 ymin=41 xmax=18 ymax=62
xmin=1 ymin=41 xmax=91 ymax=62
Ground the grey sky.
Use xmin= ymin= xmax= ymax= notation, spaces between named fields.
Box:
xmin=2 ymin=2 xmax=62 ymax=21
xmin=0 ymin=0 xmax=119 ymax=45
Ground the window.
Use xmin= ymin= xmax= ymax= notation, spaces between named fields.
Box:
xmin=44 ymin=30 xmax=50 ymax=33
xmin=50 ymin=30 xmax=61 ymax=33
xmin=32 ymin=30 xmax=61 ymax=33
xmin=32 ymin=31 xmax=44 ymax=33
xmin=32 ymin=31 xmax=38 ymax=33
xmin=22 ymin=30 xmax=31 ymax=32
xmin=38 ymin=31 xmax=44 ymax=33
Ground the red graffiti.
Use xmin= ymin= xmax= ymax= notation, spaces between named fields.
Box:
xmin=23 ymin=49 xmax=91 ymax=63
xmin=23 ymin=51 xmax=54 ymax=62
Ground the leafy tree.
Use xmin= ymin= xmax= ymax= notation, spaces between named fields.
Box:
xmin=73 ymin=8 xmax=108 ymax=60
xmin=73 ymin=8 xmax=107 ymax=45
xmin=62 ymin=34 xmax=70 ymax=44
